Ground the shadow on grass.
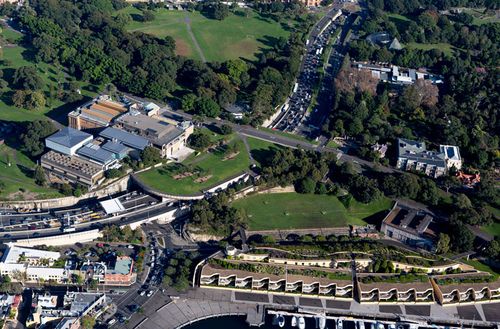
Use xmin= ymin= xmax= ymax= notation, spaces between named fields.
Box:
xmin=45 ymin=95 xmax=94 ymax=126
xmin=362 ymin=209 xmax=391 ymax=228
xmin=250 ymin=146 xmax=280 ymax=166
xmin=256 ymin=35 xmax=280 ymax=49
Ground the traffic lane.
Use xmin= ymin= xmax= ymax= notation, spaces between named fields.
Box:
xmin=1 ymin=204 xmax=178 ymax=241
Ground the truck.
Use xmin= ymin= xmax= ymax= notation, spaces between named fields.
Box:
xmin=62 ymin=227 xmax=76 ymax=233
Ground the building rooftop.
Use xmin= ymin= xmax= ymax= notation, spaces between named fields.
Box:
xmin=99 ymin=127 xmax=149 ymax=151
xmin=440 ymin=145 xmax=461 ymax=161
xmin=1 ymin=245 xmax=60 ymax=264
xmin=71 ymin=96 xmax=128 ymax=127
xmin=116 ymin=113 xmax=184 ymax=147
xmin=108 ymin=256 xmax=133 ymax=275
xmin=65 ymin=292 xmax=104 ymax=314
xmin=101 ymin=141 xmax=128 ymax=155
xmin=382 ymin=203 xmax=439 ymax=240
xmin=76 ymin=143 xmax=116 ymax=165
xmin=46 ymin=127 xmax=92 ymax=149
xmin=398 ymin=138 xmax=446 ymax=167
xmin=42 ymin=151 xmax=103 ymax=178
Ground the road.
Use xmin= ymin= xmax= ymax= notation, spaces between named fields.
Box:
xmin=159 ymin=107 xmax=395 ymax=174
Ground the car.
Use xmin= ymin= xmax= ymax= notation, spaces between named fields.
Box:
xmin=139 ymin=290 xmax=146 ymax=296
xmin=146 ymin=290 xmax=154 ymax=297
xmin=127 ymin=245 xmax=134 ymax=249
xmin=107 ymin=318 xmax=117 ymax=326
xmin=129 ymin=304 xmax=139 ymax=312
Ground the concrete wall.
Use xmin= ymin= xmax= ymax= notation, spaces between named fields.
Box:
xmin=124 ymin=206 xmax=190 ymax=230
xmin=13 ymin=229 xmax=102 ymax=247
xmin=0 ymin=175 xmax=131 ymax=210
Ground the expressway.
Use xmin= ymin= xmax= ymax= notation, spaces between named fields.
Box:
xmin=0 ymin=192 xmax=183 ymax=243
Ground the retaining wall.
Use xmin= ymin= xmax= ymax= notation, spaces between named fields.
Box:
xmin=0 ymin=176 xmax=131 ymax=210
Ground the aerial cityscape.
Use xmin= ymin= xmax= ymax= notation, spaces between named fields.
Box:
xmin=0 ymin=0 xmax=497 ymax=328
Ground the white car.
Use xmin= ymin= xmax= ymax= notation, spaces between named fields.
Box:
xmin=139 ymin=290 xmax=146 ymax=296
xmin=147 ymin=290 xmax=154 ymax=297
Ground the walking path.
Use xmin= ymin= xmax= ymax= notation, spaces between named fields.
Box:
xmin=122 ymin=287 xmax=500 ymax=329
xmin=240 ymin=135 xmax=256 ymax=166
xmin=184 ymin=16 xmax=206 ymax=62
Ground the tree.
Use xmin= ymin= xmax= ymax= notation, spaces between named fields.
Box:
xmin=142 ymin=10 xmax=155 ymax=22
xmin=105 ymin=168 xmax=122 ymax=179
xmin=194 ymin=97 xmax=221 ymax=117
xmin=141 ymin=146 xmax=162 ymax=167
xmin=212 ymin=3 xmax=229 ymax=20
xmin=436 ymin=233 xmax=450 ymax=254
xmin=12 ymin=90 xmax=46 ymax=110
xmin=21 ymin=120 xmax=56 ymax=157
xmin=449 ymin=221 xmax=474 ymax=252
xmin=13 ymin=66 xmax=43 ymax=90
xmin=452 ymin=193 xmax=472 ymax=210
xmin=80 ymin=315 xmax=95 ymax=329
xmin=181 ymin=93 xmax=197 ymax=111
xmin=295 ymin=177 xmax=316 ymax=194
xmin=485 ymin=238 xmax=500 ymax=260
xmin=34 ymin=165 xmax=47 ymax=186
xmin=188 ymin=131 xmax=211 ymax=150
xmin=219 ymin=124 xmax=233 ymax=135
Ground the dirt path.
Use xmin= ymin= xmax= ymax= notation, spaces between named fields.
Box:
xmin=241 ymin=135 xmax=256 ymax=165
xmin=183 ymin=15 xmax=207 ymax=63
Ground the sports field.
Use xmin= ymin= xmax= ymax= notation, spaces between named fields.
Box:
xmin=233 ymin=192 xmax=393 ymax=230
xmin=120 ymin=7 xmax=291 ymax=62
xmin=136 ymin=138 xmax=251 ymax=196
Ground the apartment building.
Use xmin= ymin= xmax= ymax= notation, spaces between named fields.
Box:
xmin=200 ymin=263 xmax=353 ymax=298
xmin=396 ymin=138 xmax=462 ymax=178
xmin=0 ymin=245 xmax=68 ymax=283
xmin=358 ymin=275 xmax=434 ymax=303
xmin=433 ymin=275 xmax=500 ymax=305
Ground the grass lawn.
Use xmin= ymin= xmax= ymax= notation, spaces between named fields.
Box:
xmin=120 ymin=7 xmax=291 ymax=62
xmin=259 ymin=127 xmax=319 ymax=145
xmin=481 ymin=219 xmax=500 ymax=239
xmin=246 ymin=136 xmax=281 ymax=167
xmin=136 ymin=138 xmax=251 ymax=195
xmin=461 ymin=8 xmax=499 ymax=25
xmin=0 ymin=144 xmax=61 ymax=200
xmin=0 ymin=25 xmax=98 ymax=123
xmin=233 ymin=192 xmax=393 ymax=230
xmin=405 ymin=42 xmax=456 ymax=56
xmin=461 ymin=259 xmax=500 ymax=277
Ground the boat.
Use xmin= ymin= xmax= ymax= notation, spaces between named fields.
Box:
xmin=292 ymin=316 xmax=298 ymax=327
xmin=358 ymin=321 xmax=366 ymax=329
xmin=389 ymin=324 xmax=396 ymax=329
xmin=377 ymin=322 xmax=385 ymax=329
xmin=337 ymin=319 xmax=344 ymax=329
xmin=298 ymin=316 xmax=306 ymax=329
xmin=317 ymin=316 xmax=326 ymax=329
xmin=277 ymin=314 xmax=285 ymax=328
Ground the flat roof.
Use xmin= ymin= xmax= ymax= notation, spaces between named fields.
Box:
xmin=41 ymin=151 xmax=103 ymax=178
xmin=99 ymin=198 xmax=126 ymax=214
xmin=100 ymin=127 xmax=149 ymax=150
xmin=46 ymin=127 xmax=92 ymax=149
xmin=109 ymin=256 xmax=133 ymax=275
xmin=117 ymin=114 xmax=184 ymax=146
xmin=102 ymin=141 xmax=128 ymax=154
xmin=1 ymin=245 xmax=60 ymax=264
xmin=77 ymin=144 xmax=115 ymax=165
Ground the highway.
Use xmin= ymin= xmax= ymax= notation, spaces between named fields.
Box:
xmin=0 ymin=196 xmax=181 ymax=242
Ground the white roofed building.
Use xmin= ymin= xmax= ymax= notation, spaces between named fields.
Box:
xmin=0 ymin=245 xmax=68 ymax=283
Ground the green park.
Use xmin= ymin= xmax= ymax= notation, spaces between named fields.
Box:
xmin=119 ymin=6 xmax=291 ymax=62
xmin=233 ymin=192 xmax=393 ymax=230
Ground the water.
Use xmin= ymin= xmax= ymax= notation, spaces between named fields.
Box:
xmin=182 ymin=315 xmax=338 ymax=329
